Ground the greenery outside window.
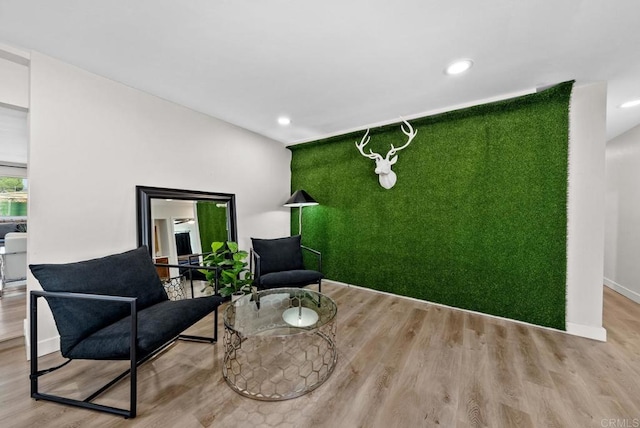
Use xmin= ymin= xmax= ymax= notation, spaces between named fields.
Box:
xmin=0 ymin=176 xmax=28 ymax=219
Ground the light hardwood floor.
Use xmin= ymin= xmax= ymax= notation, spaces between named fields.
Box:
xmin=0 ymin=285 xmax=25 ymax=342
xmin=0 ymin=282 xmax=638 ymax=427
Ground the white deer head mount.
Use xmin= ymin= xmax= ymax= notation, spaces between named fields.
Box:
xmin=355 ymin=118 xmax=417 ymax=189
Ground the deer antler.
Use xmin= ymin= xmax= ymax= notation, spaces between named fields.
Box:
xmin=355 ymin=129 xmax=382 ymax=160
xmin=386 ymin=118 xmax=417 ymax=159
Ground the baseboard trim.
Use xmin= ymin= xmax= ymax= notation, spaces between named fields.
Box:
xmin=604 ymin=277 xmax=640 ymax=304
xmin=324 ymin=279 xmax=607 ymax=342
xmin=24 ymin=319 xmax=60 ymax=360
xmin=566 ymin=322 xmax=607 ymax=342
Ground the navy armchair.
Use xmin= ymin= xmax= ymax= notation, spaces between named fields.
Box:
xmin=251 ymin=235 xmax=323 ymax=293
xmin=29 ymin=246 xmax=223 ymax=418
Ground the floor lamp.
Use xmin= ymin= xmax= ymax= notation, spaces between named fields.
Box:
xmin=284 ymin=190 xmax=318 ymax=236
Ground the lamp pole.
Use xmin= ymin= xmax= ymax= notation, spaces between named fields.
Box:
xmin=298 ymin=206 xmax=303 ymax=236
xmin=284 ymin=190 xmax=318 ymax=237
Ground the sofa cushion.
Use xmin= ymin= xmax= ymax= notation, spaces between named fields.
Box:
xmin=66 ymin=296 xmax=223 ymax=360
xmin=251 ymin=235 xmax=304 ymax=275
xmin=0 ymin=222 xmax=19 ymax=239
xmin=30 ymin=246 xmax=168 ymax=357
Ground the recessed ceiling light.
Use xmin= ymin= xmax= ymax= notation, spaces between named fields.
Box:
xmin=278 ymin=116 xmax=291 ymax=126
xmin=620 ymin=99 xmax=640 ymax=108
xmin=445 ymin=59 xmax=474 ymax=75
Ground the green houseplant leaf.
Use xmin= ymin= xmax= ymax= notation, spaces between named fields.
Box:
xmin=201 ymin=240 xmax=253 ymax=297
xmin=211 ymin=241 xmax=225 ymax=253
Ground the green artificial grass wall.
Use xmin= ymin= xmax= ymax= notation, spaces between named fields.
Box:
xmin=196 ymin=201 xmax=228 ymax=253
xmin=289 ymin=82 xmax=573 ymax=329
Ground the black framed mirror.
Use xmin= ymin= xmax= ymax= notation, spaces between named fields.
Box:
xmin=136 ymin=186 xmax=237 ymax=261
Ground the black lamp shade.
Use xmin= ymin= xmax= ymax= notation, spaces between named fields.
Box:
xmin=284 ymin=190 xmax=318 ymax=207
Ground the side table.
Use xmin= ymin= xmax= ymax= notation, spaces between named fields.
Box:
xmin=223 ymin=287 xmax=338 ymax=400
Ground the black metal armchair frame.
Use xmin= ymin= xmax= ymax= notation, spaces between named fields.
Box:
xmin=175 ymin=252 xmax=212 ymax=297
xmin=251 ymin=245 xmax=323 ymax=293
xmin=152 ymin=262 xmax=219 ymax=343
xmin=302 ymin=245 xmax=323 ymax=293
xmin=29 ymin=263 xmax=219 ymax=419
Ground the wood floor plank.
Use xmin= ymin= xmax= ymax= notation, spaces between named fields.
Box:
xmin=1 ymin=281 xmax=640 ymax=427
xmin=0 ymin=288 xmax=26 ymax=342
xmin=520 ymin=382 xmax=574 ymax=428
xmin=484 ymin=321 xmax=525 ymax=412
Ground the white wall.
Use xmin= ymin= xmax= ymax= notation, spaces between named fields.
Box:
xmin=604 ymin=124 xmax=640 ymax=303
xmin=565 ymin=82 xmax=607 ymax=341
xmin=27 ymin=52 xmax=291 ymax=355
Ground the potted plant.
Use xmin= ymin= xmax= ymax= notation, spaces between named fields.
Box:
xmin=199 ymin=241 xmax=253 ymax=300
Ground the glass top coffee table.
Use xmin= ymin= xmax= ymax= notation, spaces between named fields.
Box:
xmin=223 ymin=287 xmax=338 ymax=401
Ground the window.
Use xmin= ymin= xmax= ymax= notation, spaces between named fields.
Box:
xmin=0 ymin=104 xmax=28 ymax=222
xmin=0 ymin=176 xmax=27 ymax=220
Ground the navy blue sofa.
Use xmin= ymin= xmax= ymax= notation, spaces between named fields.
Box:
xmin=0 ymin=221 xmax=26 ymax=246
xmin=29 ymin=246 xmax=223 ymax=418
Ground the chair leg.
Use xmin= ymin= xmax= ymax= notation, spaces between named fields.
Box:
xmin=30 ymin=292 xmax=39 ymax=398
xmin=214 ymin=306 xmax=218 ymax=342
xmin=178 ymin=307 xmax=218 ymax=344
xmin=30 ymin=293 xmax=136 ymax=418
xmin=29 ymin=291 xmax=219 ymax=419
xmin=129 ymin=306 xmax=137 ymax=418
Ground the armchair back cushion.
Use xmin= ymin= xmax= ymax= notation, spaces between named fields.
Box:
xmin=30 ymin=246 xmax=167 ymax=356
xmin=251 ymin=235 xmax=304 ymax=274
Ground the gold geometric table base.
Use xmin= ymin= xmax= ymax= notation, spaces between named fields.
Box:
xmin=223 ymin=288 xmax=338 ymax=400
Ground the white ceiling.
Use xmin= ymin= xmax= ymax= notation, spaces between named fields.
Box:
xmin=1 ymin=0 xmax=639 ymax=145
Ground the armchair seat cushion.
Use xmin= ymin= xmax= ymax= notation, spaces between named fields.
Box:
xmin=258 ymin=270 xmax=324 ymax=289
xmin=66 ymin=295 xmax=223 ymax=360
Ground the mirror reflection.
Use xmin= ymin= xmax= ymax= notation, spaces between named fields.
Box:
xmin=136 ymin=186 xmax=237 ymax=297
xmin=150 ymin=199 xmax=228 ymax=273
